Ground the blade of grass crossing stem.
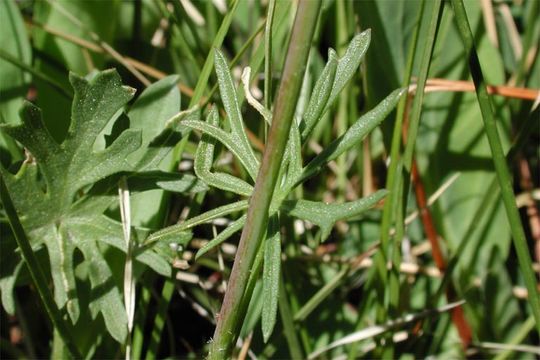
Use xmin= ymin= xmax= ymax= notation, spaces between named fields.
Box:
xmin=450 ymin=0 xmax=540 ymax=335
xmin=172 ymin=0 xmax=240 ymax=160
xmin=208 ymin=2 xmax=322 ymax=357
xmin=393 ymin=0 xmax=442 ymax=323
xmin=369 ymin=2 xmax=437 ymax=356
xmin=0 ymin=176 xmax=82 ymax=358
xmin=0 ymin=48 xmax=72 ymax=99
xmin=131 ymin=286 xmax=151 ymax=360
xmin=368 ymin=0 xmax=424 ymax=334
xmin=144 ymin=280 xmax=175 ymax=360
xmin=402 ymin=0 xmax=443 ymax=169
xmin=377 ymin=0 xmax=425 ymax=265
xmin=264 ymin=0 xmax=277 ymax=110
xmin=279 ymin=274 xmax=304 ymax=359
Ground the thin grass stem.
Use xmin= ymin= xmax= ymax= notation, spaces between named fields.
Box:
xmin=450 ymin=0 xmax=540 ymax=335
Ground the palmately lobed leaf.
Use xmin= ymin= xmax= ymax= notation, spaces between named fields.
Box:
xmin=0 ymin=69 xmax=203 ymax=343
xmin=2 ymin=70 xmax=141 ymax=218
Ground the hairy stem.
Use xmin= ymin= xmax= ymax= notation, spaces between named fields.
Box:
xmin=208 ymin=1 xmax=322 ymax=357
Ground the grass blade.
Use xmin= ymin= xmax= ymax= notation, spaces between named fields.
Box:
xmin=308 ymin=301 xmax=465 ymax=359
xmin=450 ymin=0 xmax=540 ymax=335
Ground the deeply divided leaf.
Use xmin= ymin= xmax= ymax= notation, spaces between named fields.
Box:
xmin=281 ymin=190 xmax=388 ymax=242
xmin=0 ymin=69 xmax=201 ymax=342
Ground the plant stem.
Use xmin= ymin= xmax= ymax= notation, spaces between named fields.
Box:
xmin=0 ymin=176 xmax=82 ymax=358
xmin=208 ymin=1 xmax=321 ymax=357
xmin=451 ymin=0 xmax=540 ymax=335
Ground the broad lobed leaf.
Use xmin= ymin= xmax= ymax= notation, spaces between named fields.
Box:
xmin=0 ymin=70 xmax=204 ymax=342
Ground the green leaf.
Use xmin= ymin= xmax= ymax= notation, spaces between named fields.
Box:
xmin=137 ymin=107 xmax=198 ymax=171
xmin=261 ymin=215 xmax=281 ymax=342
xmin=0 ymin=261 xmax=23 ymax=315
xmin=126 ymin=171 xmax=208 ymax=194
xmin=127 ymin=75 xmax=181 ymax=167
xmin=44 ymin=225 xmax=79 ymax=322
xmin=77 ymin=240 xmax=128 ymax=343
xmin=214 ymin=49 xmax=260 ymax=179
xmin=2 ymin=70 xmax=138 ymax=224
xmin=194 ymin=106 xmax=254 ymax=196
xmin=0 ymin=69 xmax=197 ymax=343
xmin=301 ymin=31 xmax=371 ymax=141
xmin=281 ymin=120 xmax=303 ymax=194
xmin=326 ymin=30 xmax=371 ymax=113
xmin=146 ymin=200 xmax=249 ymax=245
xmin=281 ymin=190 xmax=388 ymax=242
xmin=195 ymin=214 xmax=247 ymax=259
xmin=66 ymin=216 xmax=172 ymax=277
xmin=299 ymin=88 xmax=405 ymax=184
xmin=181 ymin=119 xmax=259 ymax=181
xmin=301 ymin=50 xmax=338 ymax=140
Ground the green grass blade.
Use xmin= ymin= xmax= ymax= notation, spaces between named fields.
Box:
xmin=144 ymin=280 xmax=175 ymax=360
xmin=450 ymin=0 xmax=540 ymax=335
xmin=294 ymin=266 xmax=349 ymax=323
xmin=188 ymin=0 xmax=239 ymax=107
xmin=278 ymin=274 xmax=304 ymax=359
xmin=0 ymin=48 xmax=72 ymax=99
xmin=264 ymin=0 xmax=277 ymax=109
